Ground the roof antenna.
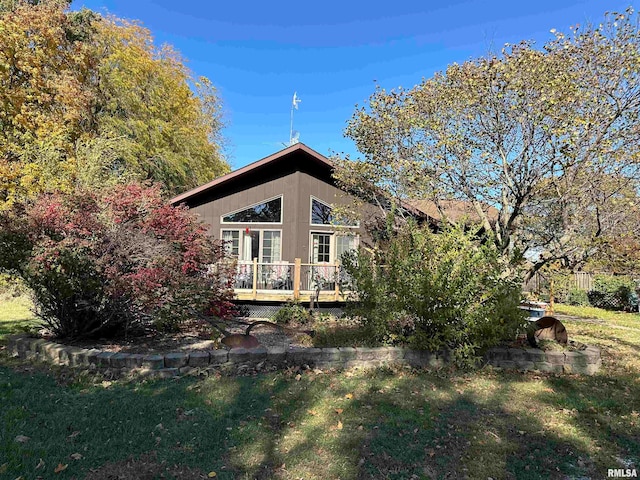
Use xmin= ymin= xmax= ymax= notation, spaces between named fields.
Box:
xmin=289 ymin=91 xmax=301 ymax=146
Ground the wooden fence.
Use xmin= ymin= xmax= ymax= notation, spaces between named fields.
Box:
xmin=523 ymin=271 xmax=594 ymax=293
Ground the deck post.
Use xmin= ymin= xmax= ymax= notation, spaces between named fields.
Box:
xmin=252 ymin=258 xmax=258 ymax=300
xmin=334 ymin=262 xmax=340 ymax=301
xmin=293 ymin=258 xmax=301 ymax=300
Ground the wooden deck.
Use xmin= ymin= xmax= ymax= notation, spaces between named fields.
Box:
xmin=234 ymin=289 xmax=347 ymax=302
xmin=231 ymin=259 xmax=349 ymax=303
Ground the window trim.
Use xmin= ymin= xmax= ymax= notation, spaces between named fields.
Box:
xmin=309 ymin=231 xmax=359 ymax=264
xmin=220 ymin=228 xmax=283 ymax=263
xmin=221 ymin=195 xmax=283 ymax=225
xmin=309 ymin=195 xmax=359 ymax=228
xmin=221 ymin=229 xmax=241 ymax=258
xmin=309 ymin=231 xmax=333 ymax=264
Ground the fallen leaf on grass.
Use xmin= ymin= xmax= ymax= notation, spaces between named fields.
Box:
xmin=335 ymin=408 xmax=344 ymax=415
xmin=54 ymin=463 xmax=68 ymax=474
xmin=307 ymin=409 xmax=317 ymax=416
xmin=345 ymin=393 xmax=353 ymax=399
xmin=208 ymin=472 xmax=217 ymax=478
xmin=15 ymin=435 xmax=30 ymax=443
xmin=36 ymin=458 xmax=45 ymax=469
xmin=337 ymin=421 xmax=343 ymax=430
xmin=70 ymin=453 xmax=83 ymax=460
xmin=295 ymin=374 xmax=302 ymax=381
xmin=67 ymin=431 xmax=80 ymax=440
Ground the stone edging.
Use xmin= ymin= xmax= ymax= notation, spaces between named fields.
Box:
xmin=484 ymin=346 xmax=602 ymax=375
xmin=5 ymin=335 xmax=601 ymax=377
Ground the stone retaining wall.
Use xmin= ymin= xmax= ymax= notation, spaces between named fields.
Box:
xmin=484 ymin=345 xmax=602 ymax=375
xmin=5 ymin=334 xmax=601 ymax=377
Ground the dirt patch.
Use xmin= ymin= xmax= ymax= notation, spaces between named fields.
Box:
xmin=83 ymin=452 xmax=210 ymax=480
xmin=46 ymin=319 xmax=300 ymax=353
xmin=54 ymin=320 xmax=219 ymax=354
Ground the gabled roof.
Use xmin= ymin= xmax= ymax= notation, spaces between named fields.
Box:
xmin=170 ymin=143 xmax=333 ymax=205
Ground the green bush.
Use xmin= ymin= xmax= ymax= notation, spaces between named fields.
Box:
xmin=588 ymin=275 xmax=637 ymax=311
xmin=272 ymin=301 xmax=311 ymax=325
xmin=342 ymin=222 xmax=527 ymax=368
xmin=566 ymin=288 xmax=590 ymax=306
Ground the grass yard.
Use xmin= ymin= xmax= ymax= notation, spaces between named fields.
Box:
xmin=0 ymin=295 xmax=37 ymax=339
xmin=1 ymin=299 xmax=639 ymax=479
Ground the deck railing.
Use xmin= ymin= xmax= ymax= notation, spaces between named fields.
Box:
xmin=233 ymin=258 xmax=349 ymax=301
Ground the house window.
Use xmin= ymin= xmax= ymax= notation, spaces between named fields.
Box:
xmin=222 ymin=196 xmax=282 ymax=223
xmin=310 ymin=232 xmax=359 ymax=264
xmin=310 ymin=196 xmax=359 ymax=227
xmin=221 ymin=229 xmax=281 ymax=262
xmin=311 ymin=198 xmax=333 ymax=225
xmin=335 ymin=234 xmax=358 ymax=261
xmin=311 ymin=233 xmax=332 ymax=263
xmin=222 ymin=230 xmax=240 ymax=257
xmin=262 ymin=230 xmax=281 ymax=263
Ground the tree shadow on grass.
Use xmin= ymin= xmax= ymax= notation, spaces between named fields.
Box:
xmin=0 ymin=318 xmax=39 ymax=339
xmin=1 ymin=358 xmax=639 ymax=480
xmin=350 ymin=372 xmax=600 ymax=480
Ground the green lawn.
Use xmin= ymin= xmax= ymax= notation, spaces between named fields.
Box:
xmin=555 ymin=303 xmax=640 ymax=329
xmin=1 ymin=299 xmax=639 ymax=479
xmin=0 ymin=296 xmax=37 ymax=340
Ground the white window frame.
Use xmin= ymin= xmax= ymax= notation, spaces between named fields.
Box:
xmin=309 ymin=231 xmax=333 ymax=264
xmin=309 ymin=231 xmax=359 ymax=264
xmin=221 ymin=195 xmax=283 ymax=225
xmin=221 ymin=228 xmax=282 ymax=263
xmin=221 ymin=230 xmax=240 ymax=257
xmin=309 ymin=195 xmax=359 ymax=228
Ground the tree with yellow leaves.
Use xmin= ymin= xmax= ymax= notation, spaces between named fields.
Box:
xmin=0 ymin=0 xmax=228 ymax=209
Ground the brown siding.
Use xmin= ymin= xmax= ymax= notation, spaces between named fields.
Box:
xmin=191 ymin=171 xmax=301 ymax=263
xmin=295 ymin=172 xmax=365 ymax=262
xmin=190 ymin=170 xmax=371 ymax=263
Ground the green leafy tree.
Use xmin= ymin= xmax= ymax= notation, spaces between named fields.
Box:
xmin=334 ymin=8 xmax=640 ymax=280
xmin=342 ymin=222 xmax=526 ymax=367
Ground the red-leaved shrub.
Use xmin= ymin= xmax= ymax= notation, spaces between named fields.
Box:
xmin=0 ymin=183 xmax=235 ymax=339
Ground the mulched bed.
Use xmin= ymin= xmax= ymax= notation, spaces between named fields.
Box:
xmin=42 ymin=319 xmax=298 ymax=354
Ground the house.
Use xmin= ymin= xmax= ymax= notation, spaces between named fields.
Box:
xmin=170 ymin=143 xmax=377 ymax=303
xmin=171 ymin=143 xmax=498 ymax=305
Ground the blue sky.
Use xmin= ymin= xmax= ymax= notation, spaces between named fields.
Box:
xmin=71 ymin=0 xmax=631 ymax=170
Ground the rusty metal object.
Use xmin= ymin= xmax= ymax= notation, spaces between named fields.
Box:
xmin=527 ymin=316 xmax=568 ymax=347
xmin=218 ymin=320 xmax=314 ymax=350
xmin=221 ymin=333 xmax=261 ymax=349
